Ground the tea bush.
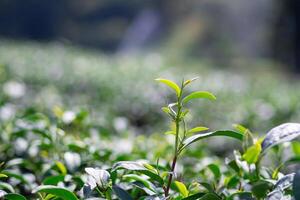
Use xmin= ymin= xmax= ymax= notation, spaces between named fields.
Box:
xmin=1 ymin=75 xmax=300 ymax=199
xmin=1 ymin=40 xmax=300 ymax=199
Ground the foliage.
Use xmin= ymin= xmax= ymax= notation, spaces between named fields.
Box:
xmin=0 ymin=74 xmax=300 ymax=199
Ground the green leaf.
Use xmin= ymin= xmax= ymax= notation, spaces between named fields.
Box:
xmin=0 ymin=174 xmax=8 ymax=179
xmin=199 ymin=193 xmax=221 ymax=200
xmin=292 ymin=141 xmax=300 ymax=155
xmin=207 ymin=164 xmax=221 ymax=181
xmin=32 ymin=185 xmax=78 ymax=200
xmin=187 ymin=127 xmax=209 ymax=135
xmin=112 ymin=185 xmax=133 ymax=200
xmin=182 ymin=91 xmax=216 ymax=104
xmin=182 ymin=193 xmax=206 ymax=200
xmin=242 ymin=141 xmax=262 ymax=164
xmin=183 ymin=77 xmax=199 ymax=87
xmin=4 ymin=193 xmax=27 ymax=200
xmin=0 ymin=182 xmax=15 ymax=193
xmin=233 ymin=124 xmax=249 ymax=134
xmin=55 ymin=161 xmax=67 ymax=175
xmin=181 ymin=130 xmax=243 ymax=151
xmin=123 ymin=174 xmax=156 ymax=193
xmin=251 ymin=180 xmax=272 ymax=199
xmin=262 ymin=123 xmax=300 ymax=151
xmin=112 ymin=161 xmax=164 ymax=185
xmin=42 ymin=175 xmax=65 ymax=185
xmin=199 ymin=182 xmax=214 ymax=192
xmin=164 ymin=131 xmax=176 ymax=135
xmin=174 ymin=181 xmax=189 ymax=197
xmin=293 ymin=170 xmax=300 ymax=200
xmin=155 ymin=78 xmax=181 ymax=97
xmin=228 ymin=192 xmax=254 ymax=200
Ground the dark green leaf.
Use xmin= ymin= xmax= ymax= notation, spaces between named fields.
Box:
xmin=42 ymin=175 xmax=65 ymax=185
xmin=112 ymin=185 xmax=133 ymax=200
xmin=32 ymin=185 xmax=78 ymax=200
xmin=4 ymin=193 xmax=27 ymax=200
xmin=293 ymin=170 xmax=300 ymax=200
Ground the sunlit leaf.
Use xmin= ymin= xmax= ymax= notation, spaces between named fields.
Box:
xmin=262 ymin=123 xmax=300 ymax=151
xmin=242 ymin=141 xmax=262 ymax=164
xmin=181 ymin=130 xmax=243 ymax=151
xmin=155 ymin=78 xmax=181 ymax=96
xmin=183 ymin=77 xmax=199 ymax=87
xmin=55 ymin=161 xmax=67 ymax=175
xmin=0 ymin=174 xmax=7 ymax=179
xmin=164 ymin=131 xmax=176 ymax=135
xmin=182 ymin=91 xmax=216 ymax=104
xmin=175 ymin=181 xmax=189 ymax=197
xmin=187 ymin=127 xmax=209 ymax=135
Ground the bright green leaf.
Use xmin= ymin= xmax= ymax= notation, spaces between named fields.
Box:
xmin=164 ymin=131 xmax=176 ymax=135
xmin=242 ymin=140 xmax=262 ymax=164
xmin=183 ymin=77 xmax=199 ymax=87
xmin=181 ymin=130 xmax=243 ymax=151
xmin=155 ymin=78 xmax=181 ymax=97
xmin=182 ymin=91 xmax=216 ymax=104
xmin=0 ymin=174 xmax=8 ymax=179
xmin=55 ymin=161 xmax=67 ymax=175
xmin=187 ymin=127 xmax=209 ymax=135
xmin=175 ymin=181 xmax=189 ymax=197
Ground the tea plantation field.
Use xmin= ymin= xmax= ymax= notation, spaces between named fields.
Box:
xmin=1 ymin=40 xmax=300 ymax=199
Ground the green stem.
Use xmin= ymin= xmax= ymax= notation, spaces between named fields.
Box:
xmin=165 ymin=81 xmax=184 ymax=198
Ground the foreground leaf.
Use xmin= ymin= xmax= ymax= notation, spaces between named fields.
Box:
xmin=262 ymin=123 xmax=300 ymax=151
xmin=155 ymin=78 xmax=181 ymax=97
xmin=32 ymin=185 xmax=78 ymax=200
xmin=182 ymin=91 xmax=216 ymax=104
xmin=3 ymin=193 xmax=27 ymax=200
xmin=174 ymin=181 xmax=188 ymax=197
xmin=181 ymin=130 xmax=243 ymax=150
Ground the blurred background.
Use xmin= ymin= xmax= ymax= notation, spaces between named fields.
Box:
xmin=1 ymin=0 xmax=300 ymax=136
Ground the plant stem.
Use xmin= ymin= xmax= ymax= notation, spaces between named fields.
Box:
xmin=165 ymin=81 xmax=184 ymax=198
xmin=165 ymin=155 xmax=177 ymax=197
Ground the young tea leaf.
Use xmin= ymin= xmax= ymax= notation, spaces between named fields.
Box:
xmin=242 ymin=141 xmax=262 ymax=164
xmin=187 ymin=127 xmax=209 ymax=135
xmin=174 ymin=181 xmax=189 ymax=197
xmin=155 ymin=78 xmax=181 ymax=97
xmin=182 ymin=91 xmax=216 ymax=104
xmin=262 ymin=123 xmax=300 ymax=151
